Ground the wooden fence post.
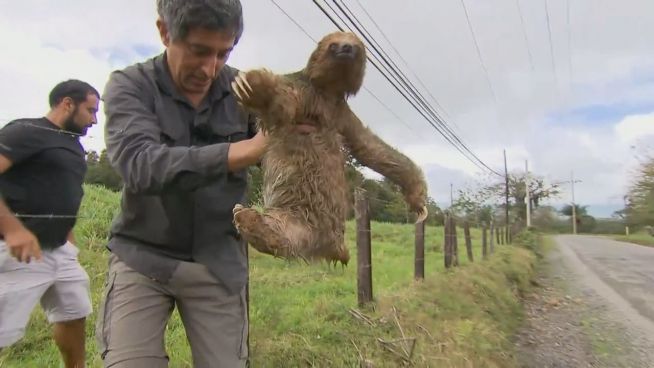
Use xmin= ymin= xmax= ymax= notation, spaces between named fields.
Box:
xmin=355 ymin=188 xmax=373 ymax=306
xmin=444 ymin=213 xmax=452 ymax=268
xmin=490 ymin=221 xmax=495 ymax=254
xmin=452 ymin=217 xmax=459 ymax=267
xmin=464 ymin=221 xmax=473 ymax=263
xmin=415 ymin=219 xmax=425 ymax=280
xmin=482 ymin=225 xmax=488 ymax=260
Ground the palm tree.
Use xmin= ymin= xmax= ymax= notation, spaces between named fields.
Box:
xmin=560 ymin=204 xmax=596 ymax=233
xmin=560 ymin=204 xmax=587 ymax=218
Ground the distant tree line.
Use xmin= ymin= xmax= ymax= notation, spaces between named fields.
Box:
xmin=85 ymin=150 xmax=444 ymax=225
xmin=247 ymin=156 xmax=444 ymax=226
xmin=448 ymin=170 xmax=619 ymax=234
xmin=84 ymin=149 xmax=123 ymax=192
xmin=87 ymin=147 xmax=653 ymax=235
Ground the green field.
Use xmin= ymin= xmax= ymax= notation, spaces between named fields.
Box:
xmin=0 ymin=185 xmax=536 ymax=367
xmin=613 ymin=231 xmax=654 ymax=247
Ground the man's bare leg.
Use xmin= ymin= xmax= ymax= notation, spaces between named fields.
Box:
xmin=54 ymin=318 xmax=86 ymax=368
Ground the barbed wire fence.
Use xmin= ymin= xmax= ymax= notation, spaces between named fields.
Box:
xmin=354 ymin=187 xmax=522 ymax=307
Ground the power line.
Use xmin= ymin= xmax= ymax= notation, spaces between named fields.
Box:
xmin=270 ymin=0 xmax=317 ymax=42
xmin=544 ymin=0 xmax=559 ymax=88
xmin=351 ymin=0 xmax=454 ymax=123
xmin=269 ymin=0 xmax=418 ymax=136
xmin=320 ymin=0 xmax=503 ymax=176
xmin=272 ymin=0 xmax=473 ymax=165
xmin=326 ymin=1 xmax=466 ymax=150
xmin=325 ymin=0 xmax=441 ymax=128
xmin=272 ymin=0 xmax=504 ymax=177
xmin=459 ymin=0 xmax=498 ymax=104
xmin=566 ymin=0 xmax=573 ymax=87
xmin=514 ymin=0 xmax=535 ymax=71
xmin=360 ymin=87 xmax=419 ymax=136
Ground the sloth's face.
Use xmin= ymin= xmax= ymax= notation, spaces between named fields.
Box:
xmin=326 ymin=35 xmax=364 ymax=62
xmin=307 ymin=32 xmax=367 ymax=96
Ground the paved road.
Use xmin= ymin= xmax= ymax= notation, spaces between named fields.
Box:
xmin=555 ymin=235 xmax=654 ymax=342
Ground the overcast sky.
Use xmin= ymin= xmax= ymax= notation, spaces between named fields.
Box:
xmin=1 ymin=0 xmax=653 ymax=217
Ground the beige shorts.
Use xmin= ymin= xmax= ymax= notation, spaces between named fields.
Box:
xmin=96 ymin=254 xmax=248 ymax=368
xmin=0 ymin=241 xmax=92 ymax=347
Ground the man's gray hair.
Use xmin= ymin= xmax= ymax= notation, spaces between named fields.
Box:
xmin=157 ymin=0 xmax=243 ymax=43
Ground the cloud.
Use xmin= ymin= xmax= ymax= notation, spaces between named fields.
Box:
xmin=1 ymin=0 xmax=653 ymax=214
xmin=615 ymin=112 xmax=654 ymax=143
xmin=0 ymin=1 xmax=165 ymax=154
xmin=0 ymin=26 xmax=114 ymax=153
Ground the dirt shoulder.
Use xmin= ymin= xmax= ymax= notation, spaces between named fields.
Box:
xmin=514 ymin=237 xmax=653 ymax=368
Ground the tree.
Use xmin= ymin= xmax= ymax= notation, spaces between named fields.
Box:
xmin=452 ymin=190 xmax=493 ymax=226
xmin=86 ymin=150 xmax=99 ymax=165
xmin=361 ymin=178 xmax=407 ymax=223
xmin=560 ymin=204 xmax=588 ymax=218
xmin=483 ymin=172 xmax=560 ymax=223
xmin=622 ymin=155 xmax=654 ymax=228
xmin=453 ymin=171 xmax=560 ymax=229
xmin=447 ymin=170 xmax=562 ymax=237
xmin=424 ymin=197 xmax=444 ymax=226
xmin=243 ymin=153 xmax=444 ymax=225
xmin=531 ymin=206 xmax=567 ymax=232
xmin=578 ymin=215 xmax=597 ymax=233
xmin=559 ymin=204 xmax=596 ymax=233
xmin=85 ymin=149 xmax=123 ymax=191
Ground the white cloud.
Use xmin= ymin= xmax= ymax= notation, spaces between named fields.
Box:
xmin=0 ymin=1 xmax=166 ymax=154
xmin=615 ymin=112 xmax=654 ymax=143
xmin=0 ymin=26 xmax=115 ymax=153
xmin=1 ymin=0 xmax=653 ymax=216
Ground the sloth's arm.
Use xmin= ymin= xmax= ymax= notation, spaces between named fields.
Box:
xmin=340 ymin=107 xmax=428 ymax=218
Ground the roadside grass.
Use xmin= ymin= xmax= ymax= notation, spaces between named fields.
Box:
xmin=612 ymin=231 xmax=654 ymax=247
xmin=0 ymin=184 xmax=536 ymax=367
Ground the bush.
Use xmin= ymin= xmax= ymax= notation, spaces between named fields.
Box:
xmin=513 ymin=228 xmax=543 ymax=258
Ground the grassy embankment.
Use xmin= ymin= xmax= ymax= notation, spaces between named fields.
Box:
xmin=0 ymin=185 xmax=537 ymax=367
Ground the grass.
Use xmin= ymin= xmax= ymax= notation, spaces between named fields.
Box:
xmin=579 ymin=316 xmax=625 ymax=361
xmin=0 ymin=184 xmax=536 ymax=367
xmin=612 ymin=231 xmax=654 ymax=247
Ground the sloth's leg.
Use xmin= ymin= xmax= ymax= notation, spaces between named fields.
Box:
xmin=233 ymin=205 xmax=310 ymax=260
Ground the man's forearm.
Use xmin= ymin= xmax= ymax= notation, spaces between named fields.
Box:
xmin=0 ymin=198 xmax=23 ymax=236
xmin=227 ymin=134 xmax=267 ymax=172
xmin=67 ymin=230 xmax=76 ymax=244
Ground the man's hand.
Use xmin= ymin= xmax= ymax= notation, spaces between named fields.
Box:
xmin=249 ymin=130 xmax=269 ymax=156
xmin=5 ymin=225 xmax=41 ymax=263
xmin=227 ymin=130 xmax=269 ymax=172
xmin=0 ymin=197 xmax=42 ymax=263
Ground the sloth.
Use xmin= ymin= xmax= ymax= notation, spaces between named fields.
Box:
xmin=231 ymin=31 xmax=428 ymax=264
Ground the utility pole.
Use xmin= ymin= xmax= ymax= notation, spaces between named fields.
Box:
xmin=553 ymin=173 xmax=582 ymax=234
xmin=504 ymin=150 xmax=510 ymax=234
xmin=525 ymin=160 xmax=531 ymax=227
xmin=450 ymin=183 xmax=453 ymax=207
xmin=571 ymin=171 xmax=577 ymax=235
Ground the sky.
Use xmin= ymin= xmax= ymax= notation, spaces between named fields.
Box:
xmin=1 ymin=0 xmax=653 ymax=218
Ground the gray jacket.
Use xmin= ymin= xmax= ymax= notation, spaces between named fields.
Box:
xmin=103 ymin=53 xmax=256 ymax=294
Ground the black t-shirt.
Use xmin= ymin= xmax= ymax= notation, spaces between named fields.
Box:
xmin=0 ymin=118 xmax=86 ymax=249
